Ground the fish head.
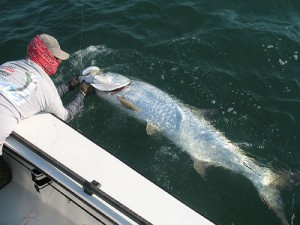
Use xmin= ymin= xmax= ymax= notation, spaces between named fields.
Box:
xmin=78 ymin=66 xmax=101 ymax=84
xmin=82 ymin=66 xmax=101 ymax=76
xmin=78 ymin=66 xmax=131 ymax=92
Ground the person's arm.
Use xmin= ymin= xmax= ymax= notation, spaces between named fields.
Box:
xmin=47 ymin=82 xmax=94 ymax=123
xmin=64 ymin=82 xmax=94 ymax=122
xmin=56 ymin=77 xmax=79 ymax=98
xmin=56 ymin=83 xmax=69 ymax=98
xmin=64 ymin=92 xmax=84 ymax=122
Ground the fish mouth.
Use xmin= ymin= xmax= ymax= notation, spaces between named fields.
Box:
xmin=108 ymin=84 xmax=131 ymax=95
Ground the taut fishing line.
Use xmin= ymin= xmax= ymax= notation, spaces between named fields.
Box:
xmin=79 ymin=0 xmax=85 ymax=73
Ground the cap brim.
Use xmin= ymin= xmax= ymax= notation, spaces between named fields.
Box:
xmin=53 ymin=50 xmax=69 ymax=60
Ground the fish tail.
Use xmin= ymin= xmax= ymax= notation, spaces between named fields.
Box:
xmin=255 ymin=169 xmax=299 ymax=225
xmin=276 ymin=170 xmax=300 ymax=189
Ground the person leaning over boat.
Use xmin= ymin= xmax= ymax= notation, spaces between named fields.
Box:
xmin=0 ymin=33 xmax=94 ymax=189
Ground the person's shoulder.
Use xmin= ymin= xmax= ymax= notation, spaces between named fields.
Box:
xmin=1 ymin=59 xmax=26 ymax=66
xmin=1 ymin=59 xmax=45 ymax=77
xmin=12 ymin=59 xmax=44 ymax=74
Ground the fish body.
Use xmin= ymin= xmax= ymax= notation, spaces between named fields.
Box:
xmin=79 ymin=68 xmax=289 ymax=225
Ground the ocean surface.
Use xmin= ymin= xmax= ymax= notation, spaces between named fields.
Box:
xmin=1 ymin=1 xmax=299 ymax=224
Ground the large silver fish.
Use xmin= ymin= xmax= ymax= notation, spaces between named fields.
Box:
xmin=79 ymin=66 xmax=290 ymax=225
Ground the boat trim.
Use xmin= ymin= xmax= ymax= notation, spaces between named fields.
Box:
xmin=3 ymin=147 xmax=111 ymax=224
xmin=9 ymin=131 xmax=152 ymax=225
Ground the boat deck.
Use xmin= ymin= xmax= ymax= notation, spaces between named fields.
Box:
xmin=0 ymin=151 xmax=101 ymax=225
xmin=3 ymin=113 xmax=214 ymax=225
xmin=0 ymin=182 xmax=78 ymax=225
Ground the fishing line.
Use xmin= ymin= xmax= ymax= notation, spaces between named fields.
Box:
xmin=291 ymin=193 xmax=295 ymax=225
xmin=79 ymin=0 xmax=85 ymax=73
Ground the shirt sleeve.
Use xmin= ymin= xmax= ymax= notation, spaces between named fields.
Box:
xmin=46 ymin=94 xmax=69 ymax=121
xmin=56 ymin=83 xmax=69 ymax=98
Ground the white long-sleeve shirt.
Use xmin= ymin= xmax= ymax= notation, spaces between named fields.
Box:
xmin=0 ymin=59 xmax=69 ymax=121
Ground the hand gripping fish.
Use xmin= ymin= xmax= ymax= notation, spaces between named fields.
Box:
xmin=78 ymin=66 xmax=294 ymax=225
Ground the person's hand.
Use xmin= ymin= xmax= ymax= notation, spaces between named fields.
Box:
xmin=80 ymin=82 xmax=95 ymax=96
xmin=68 ymin=76 xmax=80 ymax=90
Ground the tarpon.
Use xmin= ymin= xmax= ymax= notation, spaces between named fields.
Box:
xmin=79 ymin=66 xmax=290 ymax=225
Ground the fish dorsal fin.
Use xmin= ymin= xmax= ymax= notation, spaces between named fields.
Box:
xmin=117 ymin=96 xmax=141 ymax=112
xmin=191 ymin=108 xmax=220 ymax=121
xmin=146 ymin=123 xmax=162 ymax=135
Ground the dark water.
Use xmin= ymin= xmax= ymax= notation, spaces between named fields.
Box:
xmin=1 ymin=1 xmax=300 ymax=224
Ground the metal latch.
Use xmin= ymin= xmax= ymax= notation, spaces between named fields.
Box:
xmin=31 ymin=168 xmax=52 ymax=192
xmin=83 ymin=180 xmax=101 ymax=196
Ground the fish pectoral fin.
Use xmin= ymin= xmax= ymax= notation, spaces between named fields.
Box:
xmin=117 ymin=96 xmax=141 ymax=112
xmin=193 ymin=160 xmax=211 ymax=180
xmin=146 ymin=123 xmax=162 ymax=135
